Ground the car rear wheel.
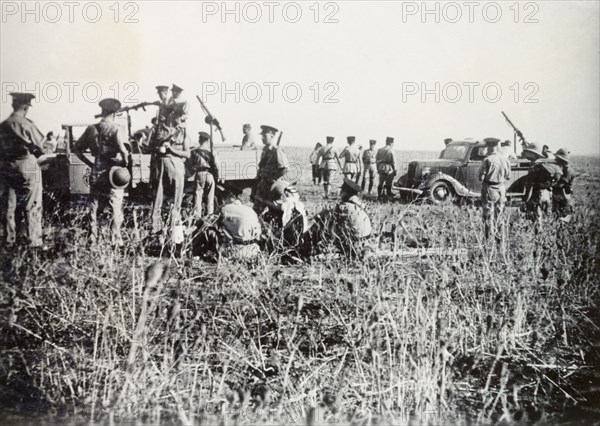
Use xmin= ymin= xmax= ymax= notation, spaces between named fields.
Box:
xmin=429 ymin=181 xmax=454 ymax=205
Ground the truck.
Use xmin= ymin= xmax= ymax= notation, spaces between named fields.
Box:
xmin=393 ymin=139 xmax=532 ymax=205
xmin=40 ymin=122 xmax=260 ymax=207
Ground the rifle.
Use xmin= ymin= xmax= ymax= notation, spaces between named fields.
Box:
xmin=276 ymin=131 xmax=283 ymax=146
xmin=196 ymin=95 xmax=226 ymax=142
xmin=501 ymin=111 xmax=527 ymax=151
xmin=95 ymin=101 xmax=158 ymax=119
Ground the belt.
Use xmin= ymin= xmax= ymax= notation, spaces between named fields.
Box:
xmin=346 ymin=161 xmax=356 ymax=164
xmin=484 ymin=180 xmax=501 ymax=186
xmin=197 ymin=167 xmax=212 ymax=172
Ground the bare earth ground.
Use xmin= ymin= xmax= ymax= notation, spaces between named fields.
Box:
xmin=1 ymin=147 xmax=599 ymax=425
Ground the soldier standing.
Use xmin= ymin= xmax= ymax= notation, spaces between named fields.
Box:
xmin=522 ymin=160 xmax=563 ymax=223
xmin=240 ymin=124 xmax=257 ymax=150
xmin=149 ymin=90 xmax=190 ymax=241
xmin=339 ymin=136 xmax=362 ymax=181
xmin=317 ymin=136 xmax=340 ymax=199
xmin=0 ymin=93 xmax=44 ymax=248
xmin=155 ymin=85 xmax=171 ymax=123
xmin=376 ymin=137 xmax=397 ymax=199
xmin=361 ymin=139 xmax=377 ymax=194
xmin=552 ymin=148 xmax=574 ymax=222
xmin=73 ymin=98 xmax=130 ymax=246
xmin=478 ymin=137 xmax=511 ymax=240
xmin=167 ymin=84 xmax=189 ymax=131
xmin=309 ymin=142 xmax=322 ymax=185
xmin=253 ymin=125 xmax=288 ymax=209
xmin=190 ymin=131 xmax=219 ymax=217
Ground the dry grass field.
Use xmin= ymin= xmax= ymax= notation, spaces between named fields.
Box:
xmin=1 ymin=146 xmax=599 ymax=425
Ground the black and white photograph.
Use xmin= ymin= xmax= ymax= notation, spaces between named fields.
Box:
xmin=1 ymin=1 xmax=599 ymax=424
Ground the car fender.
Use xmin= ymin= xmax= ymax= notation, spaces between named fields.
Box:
xmin=420 ymin=172 xmax=479 ymax=197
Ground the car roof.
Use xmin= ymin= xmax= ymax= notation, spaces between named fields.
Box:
xmin=449 ymin=139 xmax=484 ymax=146
xmin=61 ymin=123 xmax=95 ymax=128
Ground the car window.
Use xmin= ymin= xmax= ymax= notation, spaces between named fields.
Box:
xmin=469 ymin=147 xmax=487 ymax=161
xmin=441 ymin=145 xmax=467 ymax=160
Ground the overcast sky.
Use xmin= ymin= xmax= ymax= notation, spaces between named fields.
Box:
xmin=1 ymin=1 xmax=599 ymax=154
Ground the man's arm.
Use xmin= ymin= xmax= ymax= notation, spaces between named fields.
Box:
xmin=167 ymin=131 xmax=190 ymax=159
xmin=10 ymin=119 xmax=44 ymax=157
xmin=114 ymin=126 xmax=130 ymax=166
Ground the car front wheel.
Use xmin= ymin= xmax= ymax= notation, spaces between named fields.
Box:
xmin=429 ymin=181 xmax=454 ymax=205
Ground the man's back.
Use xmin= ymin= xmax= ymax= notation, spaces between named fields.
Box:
xmin=336 ymin=196 xmax=371 ymax=239
xmin=222 ymin=201 xmax=262 ymax=242
xmin=0 ymin=112 xmax=44 ymax=158
xmin=480 ymin=153 xmax=511 ymax=184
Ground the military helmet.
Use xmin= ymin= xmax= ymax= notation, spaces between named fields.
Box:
xmin=109 ymin=166 xmax=131 ymax=189
xmin=341 ymin=176 xmax=362 ymax=196
xmin=523 ymin=142 xmax=542 ymax=157
xmin=554 ymin=148 xmax=570 ymax=164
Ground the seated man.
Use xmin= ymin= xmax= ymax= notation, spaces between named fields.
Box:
xmin=192 ymin=192 xmax=262 ymax=261
xmin=264 ymin=179 xmax=308 ymax=251
xmin=303 ymin=177 xmax=372 ymax=258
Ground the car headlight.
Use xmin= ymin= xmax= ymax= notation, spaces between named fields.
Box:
xmin=422 ymin=167 xmax=431 ymax=179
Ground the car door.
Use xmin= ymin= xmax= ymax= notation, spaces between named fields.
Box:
xmin=464 ymin=145 xmax=487 ymax=194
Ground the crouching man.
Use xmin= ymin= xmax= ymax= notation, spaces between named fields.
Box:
xmin=263 ymin=179 xmax=308 ymax=254
xmin=192 ymin=192 xmax=262 ymax=261
xmin=303 ymin=177 xmax=372 ymax=258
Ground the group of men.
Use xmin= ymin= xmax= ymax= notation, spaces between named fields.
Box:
xmin=0 ymin=90 xmax=574 ymax=258
xmin=477 ymin=137 xmax=574 ymax=242
xmin=310 ymin=136 xmax=398 ymax=200
xmin=191 ymin=124 xmax=372 ymax=260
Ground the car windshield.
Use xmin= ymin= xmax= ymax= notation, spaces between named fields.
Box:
xmin=441 ymin=144 xmax=468 ymax=160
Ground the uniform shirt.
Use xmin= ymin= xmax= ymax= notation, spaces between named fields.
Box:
xmin=318 ymin=144 xmax=338 ymax=170
xmin=362 ymin=148 xmax=376 ymax=164
xmin=167 ymin=98 xmax=189 ymax=128
xmin=190 ymin=147 xmax=219 ymax=176
xmin=478 ymin=152 xmax=511 ymax=184
xmin=75 ymin=117 xmax=129 ymax=171
xmin=527 ymin=161 xmax=563 ymax=189
xmin=335 ymin=195 xmax=372 ymax=239
xmin=157 ymin=100 xmax=172 ymax=124
xmin=0 ymin=111 xmax=44 ymax=159
xmin=221 ymin=200 xmax=262 ymax=243
xmin=340 ymin=145 xmax=361 ymax=164
xmin=258 ymin=145 xmax=288 ymax=181
xmin=376 ymin=146 xmax=397 ymax=174
xmin=241 ymin=134 xmax=257 ymax=150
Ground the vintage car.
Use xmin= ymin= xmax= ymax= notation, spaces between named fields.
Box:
xmin=40 ymin=123 xmax=260 ymax=206
xmin=393 ymin=139 xmax=532 ymax=204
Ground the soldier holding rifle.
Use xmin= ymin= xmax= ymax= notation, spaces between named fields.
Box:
xmin=0 ymin=93 xmax=45 ymax=249
xmin=73 ymin=98 xmax=130 ymax=247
